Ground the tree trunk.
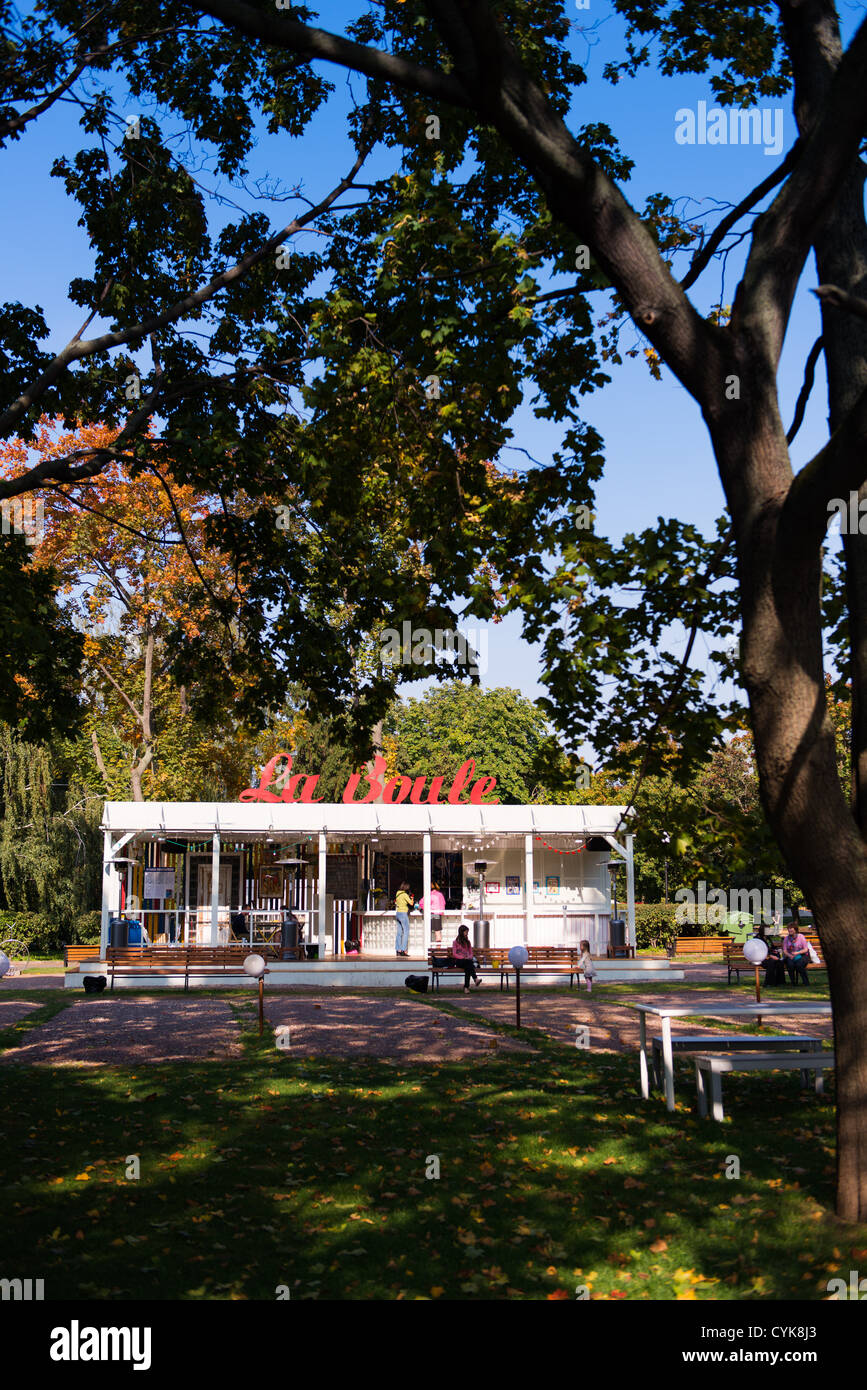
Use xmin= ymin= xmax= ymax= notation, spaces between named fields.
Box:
xmin=721 ymin=399 xmax=867 ymax=1220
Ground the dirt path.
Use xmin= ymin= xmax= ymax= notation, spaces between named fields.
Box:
xmin=434 ymin=988 xmax=834 ymax=1054
xmin=0 ymin=996 xmax=243 ymax=1065
xmin=264 ymin=994 xmax=535 ymax=1059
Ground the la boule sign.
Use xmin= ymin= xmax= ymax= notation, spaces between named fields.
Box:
xmin=239 ymin=753 xmax=499 ymax=805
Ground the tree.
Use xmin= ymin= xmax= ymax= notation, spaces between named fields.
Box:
xmin=4 ymin=2 xmax=867 ymax=1218
xmin=1 ymin=418 xmax=297 ymax=798
xmin=0 ymin=723 xmax=101 ymax=928
xmin=387 ymin=683 xmax=550 ymax=803
xmin=0 ymin=529 xmax=83 ymax=739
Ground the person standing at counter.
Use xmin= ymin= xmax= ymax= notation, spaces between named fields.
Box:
xmin=419 ymin=881 xmax=446 ymax=944
xmin=394 ymin=881 xmax=414 ymax=957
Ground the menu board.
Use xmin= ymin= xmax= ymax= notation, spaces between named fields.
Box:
xmin=144 ymin=868 xmax=176 ymax=900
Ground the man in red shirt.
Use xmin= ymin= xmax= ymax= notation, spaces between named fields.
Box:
xmin=782 ymin=924 xmax=809 ymax=985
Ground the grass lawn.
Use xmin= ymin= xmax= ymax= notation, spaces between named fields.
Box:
xmin=0 ymin=987 xmax=862 ymax=1301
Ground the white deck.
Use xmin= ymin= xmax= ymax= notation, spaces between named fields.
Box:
xmin=68 ymin=955 xmax=682 ymax=990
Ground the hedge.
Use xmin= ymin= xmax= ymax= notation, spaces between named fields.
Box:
xmin=634 ymin=903 xmax=680 ymax=951
xmin=0 ymin=909 xmax=101 ymax=955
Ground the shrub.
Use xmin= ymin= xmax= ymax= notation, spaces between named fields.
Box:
xmin=634 ymin=903 xmax=680 ymax=951
xmin=0 ymin=908 xmax=102 ymax=954
xmin=0 ymin=909 xmax=60 ymax=954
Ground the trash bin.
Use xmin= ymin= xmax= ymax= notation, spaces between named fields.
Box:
xmin=610 ymin=917 xmax=626 ymax=949
xmin=109 ymin=917 xmax=129 ymax=948
xmin=473 ymin=918 xmax=491 ymax=949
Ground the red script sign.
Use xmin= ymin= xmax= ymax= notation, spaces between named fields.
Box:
xmin=239 ymin=754 xmax=499 ymax=805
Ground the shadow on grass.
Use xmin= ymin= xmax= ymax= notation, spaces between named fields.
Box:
xmin=0 ymin=1005 xmax=855 ymax=1301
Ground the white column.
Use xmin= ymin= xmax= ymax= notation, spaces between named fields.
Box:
xmin=524 ymin=834 xmax=534 ymax=945
xmin=422 ymin=832 xmax=432 ymax=956
xmin=100 ymin=831 xmax=113 ymax=956
xmin=318 ymin=831 xmax=327 ymax=955
xmin=210 ymin=832 xmax=220 ymax=945
xmin=625 ymin=832 xmax=636 ymax=949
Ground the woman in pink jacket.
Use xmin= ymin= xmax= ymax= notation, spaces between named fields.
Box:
xmin=419 ymin=882 xmax=446 ymax=944
xmin=452 ymin=923 xmax=482 ymax=990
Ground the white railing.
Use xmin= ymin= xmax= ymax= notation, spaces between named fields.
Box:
xmin=358 ymin=908 xmax=610 ymax=953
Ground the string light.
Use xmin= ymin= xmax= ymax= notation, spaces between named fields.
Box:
xmin=534 ymin=837 xmax=587 ymax=855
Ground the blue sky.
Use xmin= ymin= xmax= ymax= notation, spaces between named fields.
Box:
xmin=1 ymin=3 xmax=839 ymax=719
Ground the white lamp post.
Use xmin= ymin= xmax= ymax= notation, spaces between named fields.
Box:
xmin=742 ymin=936 xmax=768 ymax=1005
xmin=508 ymin=944 xmax=529 ymax=1027
xmin=243 ymin=952 xmax=269 ymax=1034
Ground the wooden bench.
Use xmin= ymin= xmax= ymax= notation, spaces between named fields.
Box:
xmin=64 ymin=945 xmax=101 ymax=969
xmin=104 ymin=944 xmax=288 ymax=991
xmin=694 ymin=1050 xmax=835 ymax=1120
xmin=725 ymin=935 xmax=825 ymax=984
xmin=427 ymin=947 xmax=510 ymax=991
xmin=669 ymin=935 xmax=733 ymax=958
xmin=499 ymin=945 xmax=580 ymax=989
xmin=650 ymin=1033 xmax=821 ymax=1089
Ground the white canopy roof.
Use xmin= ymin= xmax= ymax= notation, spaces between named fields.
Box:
xmin=101 ymin=801 xmax=630 ymax=839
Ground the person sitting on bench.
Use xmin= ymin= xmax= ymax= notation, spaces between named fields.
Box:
xmin=452 ymin=924 xmax=482 ymax=990
xmin=782 ymin=924 xmax=810 ymax=984
xmin=755 ymin=925 xmax=785 ymax=986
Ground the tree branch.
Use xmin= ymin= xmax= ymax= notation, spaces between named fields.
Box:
xmin=0 ymin=58 xmax=89 ymax=141
xmin=195 ymin=0 xmax=473 ymax=107
xmin=779 ymin=379 xmax=867 ymax=552
xmin=680 ymin=140 xmax=802 ymax=292
xmin=787 ymin=334 xmax=825 ymax=443
xmin=813 ymin=283 xmax=867 ymax=321
xmin=0 ymin=144 xmax=371 ymax=441
xmin=735 ymin=14 xmax=867 ymax=366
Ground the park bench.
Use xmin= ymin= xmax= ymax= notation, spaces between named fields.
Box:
xmin=104 ymin=944 xmax=288 ymax=991
xmin=725 ymin=934 xmax=825 ymax=984
xmin=650 ymin=1033 xmax=821 ymax=1089
xmin=427 ymin=946 xmax=510 ymax=990
xmin=669 ymin=935 xmax=732 ymax=958
xmin=499 ymin=945 xmax=580 ymax=989
xmin=693 ymin=1050 xmax=835 ymax=1121
xmin=64 ymin=945 xmax=101 ymax=969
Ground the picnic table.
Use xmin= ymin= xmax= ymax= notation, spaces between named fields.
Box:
xmin=626 ymin=1001 xmax=832 ymax=1111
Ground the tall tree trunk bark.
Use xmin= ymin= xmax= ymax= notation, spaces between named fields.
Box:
xmin=718 ymin=395 xmax=867 ymax=1221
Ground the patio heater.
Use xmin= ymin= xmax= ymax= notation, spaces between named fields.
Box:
xmin=273 ymin=855 xmax=307 ymax=956
xmin=473 ymin=862 xmax=490 ymax=949
xmin=607 ymin=859 xmax=626 ymax=954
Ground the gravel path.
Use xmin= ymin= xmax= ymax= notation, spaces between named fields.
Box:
xmin=265 ymin=994 xmax=535 ymax=1060
xmin=0 ymin=999 xmax=42 ymax=1029
xmin=0 ymin=996 xmax=243 ymax=1065
xmin=437 ymin=988 xmax=835 ymax=1053
xmin=0 ymin=972 xmax=64 ymax=990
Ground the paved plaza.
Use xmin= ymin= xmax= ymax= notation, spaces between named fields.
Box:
xmin=0 ymin=996 xmax=243 ymax=1065
xmin=0 ymin=978 xmax=834 ymax=1064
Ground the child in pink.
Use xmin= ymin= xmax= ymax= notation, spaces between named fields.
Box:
xmin=579 ymin=940 xmax=594 ymax=993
